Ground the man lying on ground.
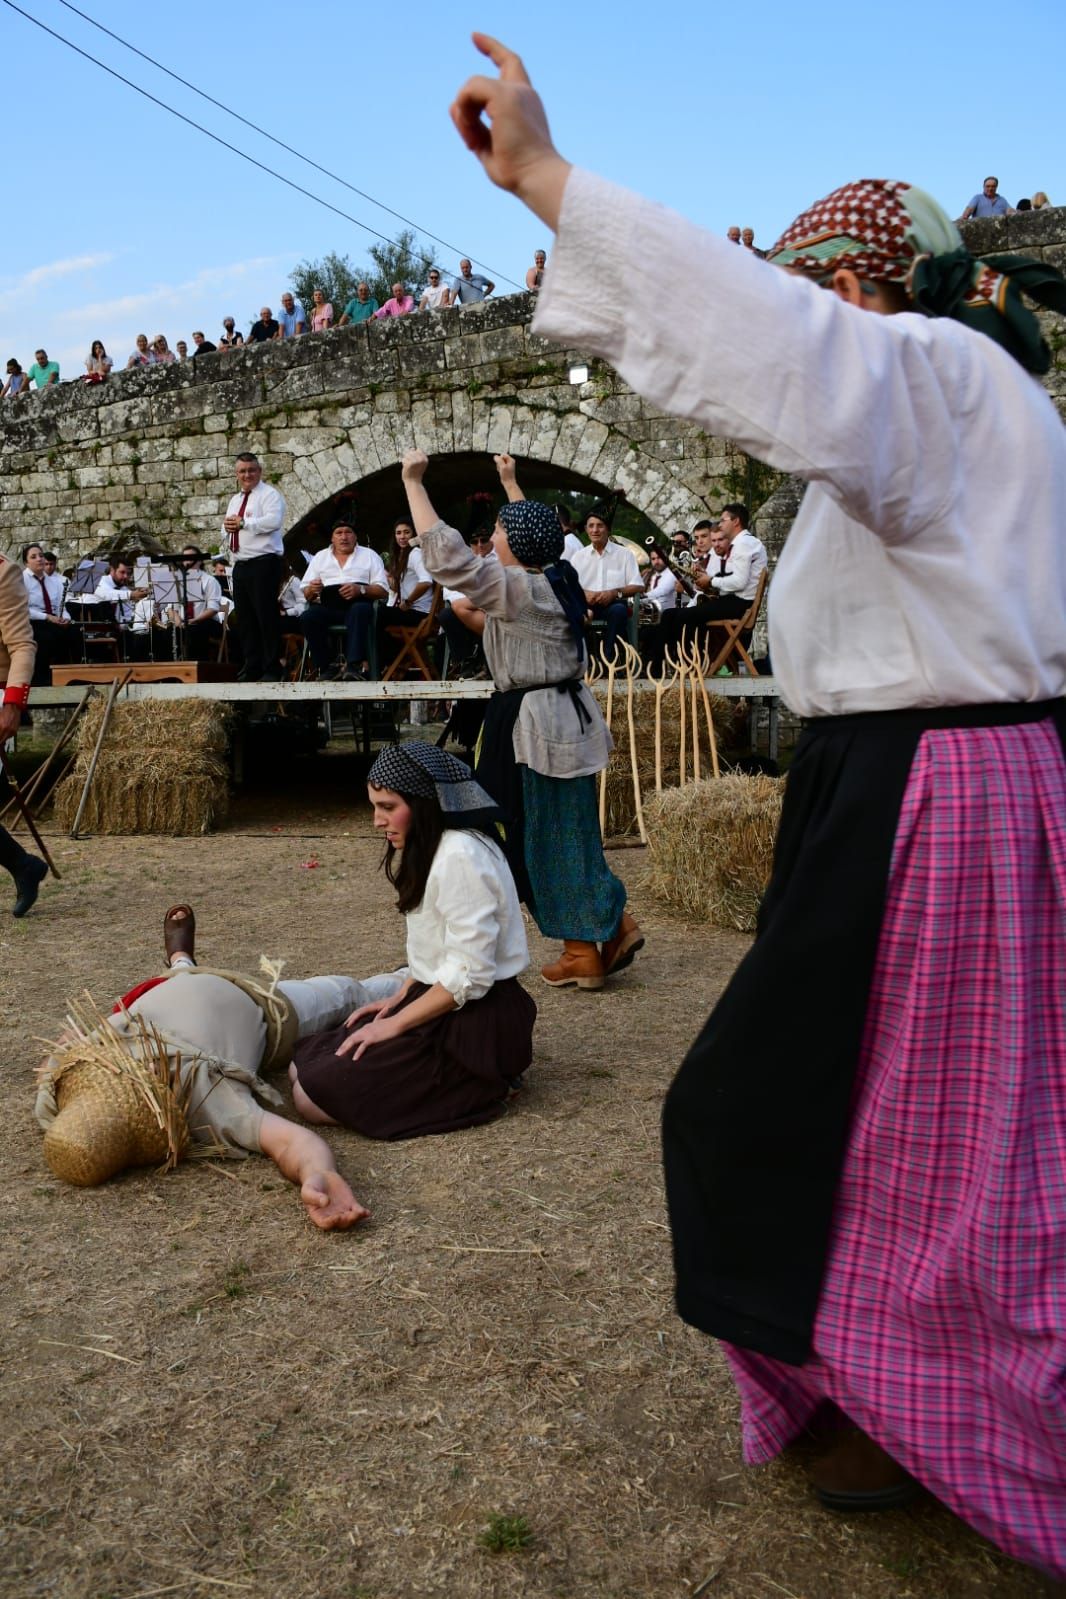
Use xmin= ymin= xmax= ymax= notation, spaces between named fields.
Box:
xmin=35 ymin=906 xmax=404 ymax=1229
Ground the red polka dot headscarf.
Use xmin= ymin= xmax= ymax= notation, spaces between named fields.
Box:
xmin=766 ymin=178 xmax=1066 ymax=374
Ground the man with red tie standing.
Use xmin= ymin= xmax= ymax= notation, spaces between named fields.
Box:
xmin=221 ymin=452 xmax=286 ymax=681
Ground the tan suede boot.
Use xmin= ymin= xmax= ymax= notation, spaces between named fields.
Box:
xmin=540 ymin=940 xmax=605 ymax=990
xmin=601 ymin=910 xmax=645 ymax=977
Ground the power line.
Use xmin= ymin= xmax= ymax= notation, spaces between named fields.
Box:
xmin=53 ymin=0 xmax=516 ymax=287
xmin=3 ymin=0 xmax=520 ymax=289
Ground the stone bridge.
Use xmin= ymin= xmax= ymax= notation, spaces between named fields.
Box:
xmin=2 ymin=209 xmax=1063 ymax=565
xmin=0 ymin=293 xmax=769 ymax=563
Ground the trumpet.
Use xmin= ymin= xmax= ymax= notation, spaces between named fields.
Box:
xmin=644 ymin=535 xmax=698 ymax=599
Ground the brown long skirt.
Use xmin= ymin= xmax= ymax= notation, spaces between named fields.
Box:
xmin=291 ymin=977 xmax=536 ymax=1140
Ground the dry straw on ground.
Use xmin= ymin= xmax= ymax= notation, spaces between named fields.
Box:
xmin=643 ymin=773 xmax=785 ymax=931
xmin=53 ymin=697 xmax=233 ymax=834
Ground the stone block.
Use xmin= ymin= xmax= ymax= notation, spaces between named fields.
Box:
xmin=184 ymin=458 xmax=220 ymax=481
xmin=75 ymin=465 xmax=110 ymax=489
xmin=443 ymin=336 xmax=480 ymax=372
xmin=203 ymin=413 xmax=231 ymax=434
xmin=451 ymin=390 xmax=473 ymax=451
xmin=373 ymin=388 xmax=410 ymax=415
xmin=410 ymin=397 xmax=438 ymax=443
xmin=570 ymin=417 xmax=611 ymax=478
xmin=137 ymin=461 xmax=184 ymax=483
xmin=399 ymin=342 xmax=447 ymax=379
xmin=550 ymin=411 xmax=589 ymax=470
xmin=182 ymin=496 xmax=221 ymax=517
xmin=479 ymin=325 xmax=527 ymax=363
xmin=346 ymin=427 xmax=383 ymax=476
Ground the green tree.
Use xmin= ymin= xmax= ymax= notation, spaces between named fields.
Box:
xmin=290 ymin=230 xmax=438 ymax=315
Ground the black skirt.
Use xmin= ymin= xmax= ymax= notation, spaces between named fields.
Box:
xmin=292 ymin=977 xmax=536 ymax=1140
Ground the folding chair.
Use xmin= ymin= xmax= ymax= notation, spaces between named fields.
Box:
xmin=380 ymin=586 xmax=444 ymax=682
xmin=78 ymin=600 xmax=122 ymax=664
xmin=701 ymin=569 xmax=769 ymax=677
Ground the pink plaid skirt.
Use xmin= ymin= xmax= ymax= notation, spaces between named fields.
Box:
xmin=723 ymin=716 xmax=1066 ymax=1578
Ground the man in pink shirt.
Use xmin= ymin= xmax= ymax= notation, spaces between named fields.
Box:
xmin=372 ymin=282 xmax=415 ymax=318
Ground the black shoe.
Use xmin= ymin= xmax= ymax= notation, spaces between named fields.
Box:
xmin=12 ymin=854 xmax=47 ymax=919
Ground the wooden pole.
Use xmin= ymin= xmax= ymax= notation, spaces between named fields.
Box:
xmin=0 ymin=749 xmax=60 ymax=876
xmin=692 ymin=643 xmax=721 ymax=780
xmin=620 ymin=642 xmax=646 ymax=844
xmin=598 ymin=650 xmax=618 ymax=836
xmin=0 ymin=687 xmax=93 ymax=826
xmin=69 ymin=672 xmax=131 ymax=838
xmin=666 ymin=646 xmax=687 ymax=786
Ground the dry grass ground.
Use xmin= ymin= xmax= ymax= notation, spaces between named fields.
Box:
xmin=0 ymin=755 xmax=1060 ymax=1599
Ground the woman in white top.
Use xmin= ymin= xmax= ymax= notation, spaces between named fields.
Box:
xmin=450 ymin=35 xmax=1066 ymax=1579
xmin=83 ymin=340 xmax=113 ymax=381
xmin=290 ymin=742 xmax=535 ymax=1138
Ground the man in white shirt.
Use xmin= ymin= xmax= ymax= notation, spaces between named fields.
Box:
xmin=221 ymin=452 xmax=287 ymax=681
xmin=418 ymin=269 xmax=451 ymax=311
xmin=655 ymin=504 xmax=767 ymax=663
xmin=23 ymin=542 xmax=75 ymax=681
xmin=569 ymin=509 xmax=643 ymax=660
xmin=299 ymin=524 xmax=387 ymax=680
xmin=94 ymin=555 xmax=149 ymax=626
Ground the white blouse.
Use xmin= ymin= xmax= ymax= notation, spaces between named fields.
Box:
xmin=395 ymin=546 xmax=433 ymax=613
xmin=405 ymin=829 xmax=528 ymax=1007
xmin=536 ymin=169 xmax=1066 ymax=717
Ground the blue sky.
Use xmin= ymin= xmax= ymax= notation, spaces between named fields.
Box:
xmin=3 ymin=0 xmax=1064 ymax=378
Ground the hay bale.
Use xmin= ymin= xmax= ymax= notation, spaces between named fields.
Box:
xmin=52 ymin=698 xmax=233 ymax=835
xmin=642 ymin=773 xmax=785 ymax=932
xmin=592 ymin=684 xmax=740 ymax=838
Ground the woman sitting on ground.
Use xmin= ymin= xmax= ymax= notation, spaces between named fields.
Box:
xmin=290 ymin=742 xmax=535 ymax=1138
xmin=402 ymin=449 xmax=643 ymax=991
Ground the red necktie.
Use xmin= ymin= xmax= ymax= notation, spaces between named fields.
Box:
xmin=230 ymin=491 xmax=250 ymax=553
xmin=37 ymin=574 xmax=53 ymax=615
xmin=719 ymin=557 xmax=728 ymax=575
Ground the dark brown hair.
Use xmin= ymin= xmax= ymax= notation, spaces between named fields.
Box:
xmin=380 ymin=790 xmax=445 ymax=914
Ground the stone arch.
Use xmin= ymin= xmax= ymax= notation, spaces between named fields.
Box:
xmin=286 ymin=451 xmax=670 ymax=557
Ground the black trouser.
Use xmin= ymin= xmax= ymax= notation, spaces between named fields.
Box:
xmin=587 ymin=600 xmax=628 ymax=660
xmin=651 ymin=594 xmax=750 ymax=665
xmin=0 ymin=768 xmax=30 ymax=879
xmin=440 ymin=602 xmax=481 ymax=665
xmin=300 ymin=600 xmax=374 ymax=671
xmin=183 ymin=619 xmax=224 ymax=663
xmin=29 ymin=618 xmax=77 ymax=683
xmin=232 ymin=554 xmax=282 ymax=679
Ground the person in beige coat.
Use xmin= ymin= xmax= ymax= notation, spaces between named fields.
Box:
xmin=0 ymin=553 xmax=48 ymax=915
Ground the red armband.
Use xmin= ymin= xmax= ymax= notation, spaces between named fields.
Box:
xmin=3 ymin=683 xmax=30 ymax=708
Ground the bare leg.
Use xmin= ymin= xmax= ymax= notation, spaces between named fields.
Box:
xmin=258 ymin=1111 xmax=367 ymax=1230
xmin=291 ymin=1076 xmax=337 ymax=1126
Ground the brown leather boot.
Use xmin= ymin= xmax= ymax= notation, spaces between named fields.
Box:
xmin=809 ymin=1429 xmax=920 ymax=1512
xmin=541 ymin=941 xmax=605 ymax=990
xmin=601 ymin=910 xmax=644 ymax=976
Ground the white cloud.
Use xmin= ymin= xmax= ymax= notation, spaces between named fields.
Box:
xmin=0 ymin=253 xmax=115 ymax=306
xmin=58 ymin=255 xmax=295 ymax=325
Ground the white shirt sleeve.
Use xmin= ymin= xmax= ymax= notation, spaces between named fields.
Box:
xmin=535 ymin=168 xmax=971 ymax=546
xmin=406 ymin=832 xmax=528 ymax=1006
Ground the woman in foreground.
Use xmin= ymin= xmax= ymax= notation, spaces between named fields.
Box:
xmin=448 ymin=33 xmax=1066 ymax=1577
xmin=291 ymin=742 xmax=535 ymax=1138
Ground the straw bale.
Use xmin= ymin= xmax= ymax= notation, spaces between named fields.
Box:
xmin=592 ymin=684 xmax=740 ymax=838
xmin=52 ymin=698 xmax=233 ymax=835
xmin=642 ymin=773 xmax=785 ymax=931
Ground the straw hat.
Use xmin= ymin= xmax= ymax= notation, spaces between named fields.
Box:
xmin=39 ymin=1010 xmax=190 ymax=1187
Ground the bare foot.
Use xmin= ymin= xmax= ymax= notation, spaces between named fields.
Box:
xmin=300 ymin=1169 xmax=370 ymax=1230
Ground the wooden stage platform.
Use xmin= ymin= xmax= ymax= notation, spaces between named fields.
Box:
xmin=50 ymin=661 xmax=238 ymax=686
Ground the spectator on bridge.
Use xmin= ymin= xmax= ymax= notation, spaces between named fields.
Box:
xmin=299 ymin=524 xmax=388 ymax=681
xmin=127 ymin=333 xmax=154 ymax=368
xmin=84 ymin=341 xmax=112 ymax=382
xmin=961 ymin=176 xmax=1013 ymax=219
xmin=2 ymin=359 xmax=28 ymax=398
xmin=249 ymin=308 xmax=280 ymax=344
xmin=277 ymin=292 xmax=306 ymax=338
xmin=418 ymin=269 xmax=451 ymax=311
xmin=310 ymin=288 xmax=334 ymax=331
xmin=525 ymin=248 xmax=548 ymax=291
xmin=176 ymin=340 xmax=189 ymax=361
xmin=1032 ymin=190 xmax=1051 ymax=209
xmin=219 ymin=317 xmax=244 ymax=349
xmin=568 ymin=503 xmax=643 ymax=662
xmin=192 ymin=331 xmax=217 ymax=359
xmin=28 ymin=349 xmax=60 ymax=388
xmin=23 ymin=542 xmax=74 ymax=681
xmin=152 ymin=335 xmax=177 ymax=365
xmin=451 ymin=258 xmax=494 ymax=304
xmin=727 ymin=226 xmax=741 ymax=244
xmin=338 ymin=282 xmax=380 ymax=325
xmin=372 ymin=283 xmax=415 ymax=319
xmin=741 ymin=228 xmax=766 ymax=258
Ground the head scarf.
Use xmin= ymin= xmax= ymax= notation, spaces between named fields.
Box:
xmin=368 ymin=741 xmax=500 ymax=829
xmin=767 ymin=178 xmax=1066 ymax=375
xmin=498 ymin=499 xmax=588 ymax=657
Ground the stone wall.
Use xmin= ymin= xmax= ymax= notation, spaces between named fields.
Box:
xmin=0 ymin=293 xmax=766 ymax=564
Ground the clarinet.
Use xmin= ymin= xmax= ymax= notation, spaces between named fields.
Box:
xmin=644 ymin=536 xmax=698 ymax=599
